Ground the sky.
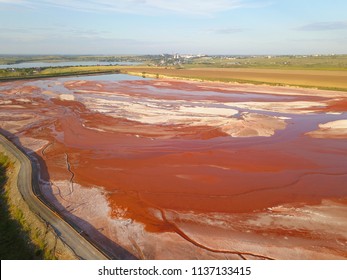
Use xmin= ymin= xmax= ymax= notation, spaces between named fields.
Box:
xmin=0 ymin=0 xmax=346 ymax=55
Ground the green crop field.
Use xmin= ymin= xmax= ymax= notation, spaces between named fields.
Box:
xmin=121 ymin=66 xmax=347 ymax=92
xmin=184 ymin=55 xmax=347 ymax=71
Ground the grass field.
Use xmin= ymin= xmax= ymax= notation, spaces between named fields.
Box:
xmin=40 ymin=65 xmax=121 ymax=75
xmin=1 ymin=54 xmax=347 ymax=91
xmin=186 ymin=55 xmax=347 ymax=70
xmin=120 ymin=66 xmax=347 ymax=91
xmin=0 ymin=65 xmax=121 ymax=81
xmin=0 ymin=153 xmax=41 ymax=259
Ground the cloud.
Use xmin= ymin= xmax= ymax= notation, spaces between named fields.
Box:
xmin=296 ymin=21 xmax=347 ymax=31
xmin=0 ymin=0 xmax=251 ymax=16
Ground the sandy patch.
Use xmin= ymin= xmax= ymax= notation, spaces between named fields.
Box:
xmin=0 ymin=100 xmax=12 ymax=105
xmin=42 ymin=90 xmax=56 ymax=96
xmin=221 ymin=113 xmax=287 ymax=137
xmin=18 ymin=137 xmax=49 ymax=153
xmin=178 ymin=106 xmax=238 ymax=117
xmin=229 ymin=101 xmax=326 ymax=114
xmin=0 ymin=105 xmax=25 ymax=109
xmin=81 ymin=96 xmax=286 ymax=137
xmin=0 ymin=112 xmax=41 ymax=133
xmin=306 ymin=119 xmax=347 ymax=139
xmin=15 ymin=98 xmax=31 ymax=103
xmin=59 ymin=94 xmax=75 ymax=101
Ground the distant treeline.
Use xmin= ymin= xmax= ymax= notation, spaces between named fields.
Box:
xmin=1 ymin=54 xmax=347 ymax=70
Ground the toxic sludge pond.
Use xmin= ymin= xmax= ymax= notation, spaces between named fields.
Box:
xmin=1 ymin=73 xmax=347 ymax=259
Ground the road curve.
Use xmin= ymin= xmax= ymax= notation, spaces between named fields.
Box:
xmin=0 ymin=133 xmax=108 ymax=260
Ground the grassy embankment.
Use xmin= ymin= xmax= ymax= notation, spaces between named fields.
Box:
xmin=0 ymin=153 xmax=42 ymax=259
xmin=0 ymin=65 xmax=121 ymax=81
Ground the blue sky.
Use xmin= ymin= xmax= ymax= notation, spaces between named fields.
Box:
xmin=0 ymin=0 xmax=346 ymax=55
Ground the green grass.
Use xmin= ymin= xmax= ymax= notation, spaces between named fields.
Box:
xmin=185 ymin=55 xmax=347 ymax=71
xmin=0 ymin=154 xmax=43 ymax=259
xmin=121 ymin=66 xmax=347 ymax=92
xmin=0 ymin=65 xmax=121 ymax=81
xmin=40 ymin=65 xmax=121 ymax=74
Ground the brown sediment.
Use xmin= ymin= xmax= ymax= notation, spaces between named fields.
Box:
xmin=1 ymin=85 xmax=41 ymax=95
xmin=1 ymin=76 xmax=347 ymax=259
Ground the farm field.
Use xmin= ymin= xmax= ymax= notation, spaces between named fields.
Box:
xmin=121 ymin=66 xmax=347 ymax=91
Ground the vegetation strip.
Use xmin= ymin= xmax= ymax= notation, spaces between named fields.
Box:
xmin=0 ymin=153 xmax=43 ymax=259
xmin=0 ymin=66 xmax=121 ymax=82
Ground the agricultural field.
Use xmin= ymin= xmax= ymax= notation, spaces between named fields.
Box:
xmin=121 ymin=66 xmax=347 ymax=91
xmin=186 ymin=55 xmax=347 ymax=70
